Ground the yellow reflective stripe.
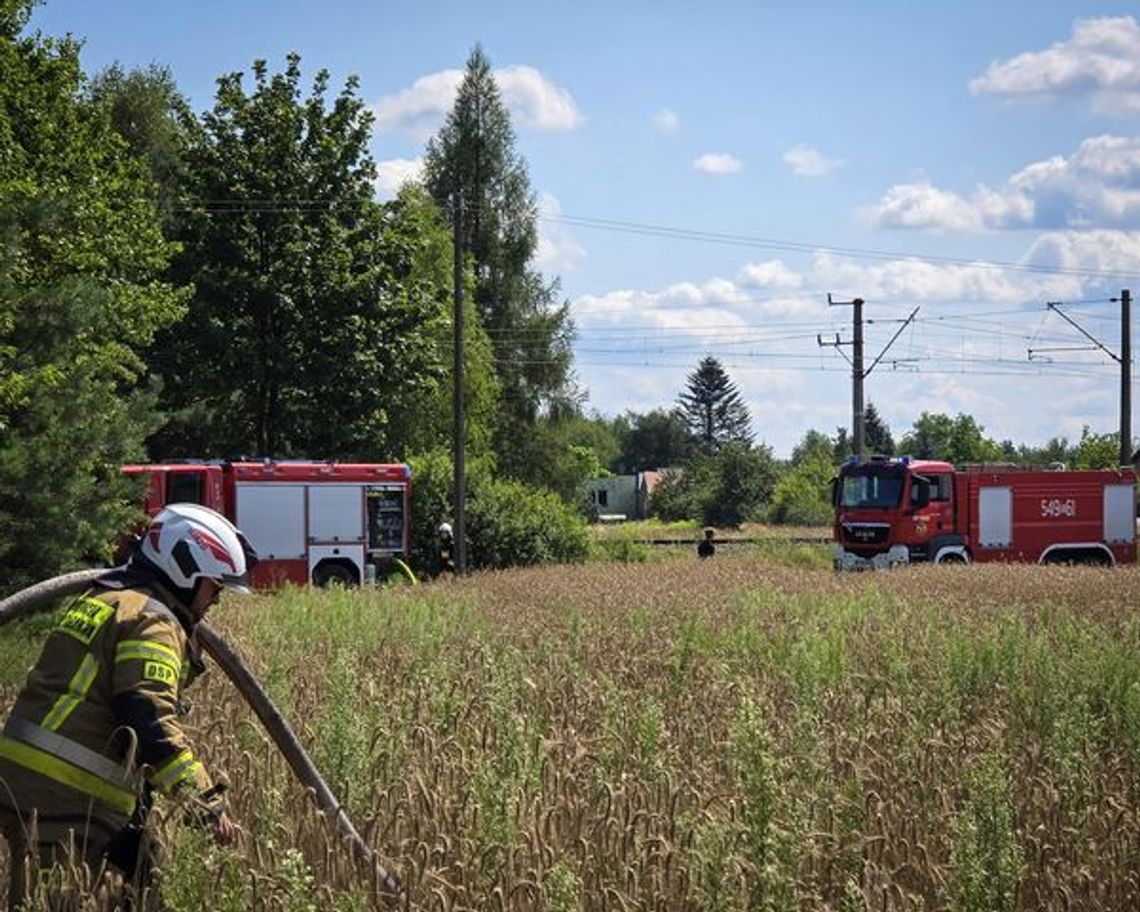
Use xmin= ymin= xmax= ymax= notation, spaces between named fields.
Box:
xmin=115 ymin=639 xmax=180 ymax=666
xmin=41 ymin=654 xmax=100 ymax=732
xmin=0 ymin=736 xmax=136 ymax=816
xmin=151 ymin=749 xmax=202 ymax=793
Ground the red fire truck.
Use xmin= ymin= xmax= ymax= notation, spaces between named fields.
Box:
xmin=832 ymin=456 xmax=1137 ymax=570
xmin=122 ymin=460 xmax=412 ymax=588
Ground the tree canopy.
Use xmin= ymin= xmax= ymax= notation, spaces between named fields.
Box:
xmin=150 ymin=55 xmax=451 ymax=460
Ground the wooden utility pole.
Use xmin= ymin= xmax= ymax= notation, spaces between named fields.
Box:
xmin=452 ymin=192 xmax=467 ymax=574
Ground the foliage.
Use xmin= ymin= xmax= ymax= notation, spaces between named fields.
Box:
xmin=496 ymin=411 xmax=617 ymax=504
xmin=614 ymin=407 xmax=695 ymax=473
xmin=465 ymin=476 xmax=590 ymax=568
xmin=407 ymin=447 xmax=589 ymax=574
xmin=791 ymin=428 xmax=836 ymax=467
xmin=863 ymin=402 xmax=895 ymax=455
xmin=651 ymin=442 xmax=778 ymax=527
xmin=423 ymin=45 xmax=576 ymax=457
xmin=676 ymin=356 xmax=753 ymax=450
xmin=951 ymin=754 xmax=1022 ymax=912
xmin=834 ymin=402 xmax=895 ymax=457
xmin=897 ymin=411 xmax=1004 ymax=464
xmin=378 ymin=185 xmax=499 ymax=460
xmin=152 ymin=55 xmax=449 ymax=460
xmin=0 ymin=5 xmax=184 ymax=591
xmin=1073 ymin=425 xmax=1121 ymax=469
xmin=85 ymin=62 xmax=192 ymax=229
xmin=767 ymin=456 xmax=834 ymax=525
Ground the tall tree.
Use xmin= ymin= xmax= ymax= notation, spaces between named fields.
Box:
xmin=675 ymin=356 xmax=753 ymax=450
xmin=422 ymin=45 xmax=576 ymax=474
xmin=0 ymin=1 xmax=184 ymax=590
xmin=151 ymin=56 xmax=449 ymax=460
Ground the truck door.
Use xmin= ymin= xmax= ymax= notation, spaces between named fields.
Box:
xmin=307 ymin=485 xmax=366 ymax=586
xmin=366 ymin=485 xmax=406 ymax=553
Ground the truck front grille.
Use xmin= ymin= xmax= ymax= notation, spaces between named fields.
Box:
xmin=840 ymin=522 xmax=890 ymax=547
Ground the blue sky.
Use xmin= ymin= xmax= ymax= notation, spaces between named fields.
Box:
xmin=29 ymin=0 xmax=1140 ymax=457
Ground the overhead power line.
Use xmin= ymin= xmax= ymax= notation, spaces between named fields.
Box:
xmin=544 ymin=213 xmax=1140 ymax=280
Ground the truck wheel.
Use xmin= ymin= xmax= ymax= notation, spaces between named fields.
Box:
xmin=313 ymin=561 xmax=359 ymax=588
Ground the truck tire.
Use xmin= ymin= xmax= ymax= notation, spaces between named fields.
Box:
xmin=312 ymin=560 xmax=359 ymax=588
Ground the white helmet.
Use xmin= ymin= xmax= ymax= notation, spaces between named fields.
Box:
xmin=438 ymin=522 xmax=453 ymax=537
xmin=140 ymin=503 xmax=257 ymax=593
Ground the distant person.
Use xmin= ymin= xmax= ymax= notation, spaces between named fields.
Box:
xmin=438 ymin=521 xmax=455 ymax=575
xmin=698 ymin=526 xmax=716 ymax=559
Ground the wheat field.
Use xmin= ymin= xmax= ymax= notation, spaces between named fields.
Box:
xmin=2 ymin=546 xmax=1140 ymax=910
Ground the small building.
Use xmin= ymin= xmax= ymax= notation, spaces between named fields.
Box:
xmin=585 ymin=470 xmax=669 ymax=521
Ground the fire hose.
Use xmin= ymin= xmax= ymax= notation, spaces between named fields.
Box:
xmin=0 ymin=570 xmax=400 ymax=895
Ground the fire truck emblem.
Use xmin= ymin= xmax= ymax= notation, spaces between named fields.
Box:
xmin=915 ymin=521 xmax=927 ymax=536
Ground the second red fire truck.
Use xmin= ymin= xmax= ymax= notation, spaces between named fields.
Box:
xmin=833 ymin=456 xmax=1137 ymax=570
xmin=122 ymin=460 xmax=413 ymax=588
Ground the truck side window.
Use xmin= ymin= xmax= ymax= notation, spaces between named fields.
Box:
xmin=167 ymin=471 xmax=206 ymax=505
xmin=932 ymin=475 xmax=952 ymax=502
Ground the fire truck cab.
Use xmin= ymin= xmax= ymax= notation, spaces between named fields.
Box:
xmin=123 ymin=460 xmax=412 ymax=589
xmin=832 ymin=455 xmax=1136 ymax=570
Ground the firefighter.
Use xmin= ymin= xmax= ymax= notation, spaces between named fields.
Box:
xmin=0 ymin=503 xmax=257 ymax=909
xmin=437 ymin=521 xmax=455 ymax=575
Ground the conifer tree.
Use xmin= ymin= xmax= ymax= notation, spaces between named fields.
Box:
xmin=675 ymin=356 xmax=754 ymax=450
xmin=423 ymin=45 xmax=576 ymax=476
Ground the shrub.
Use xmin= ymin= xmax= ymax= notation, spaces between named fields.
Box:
xmin=767 ymin=457 xmax=834 ymax=525
xmin=466 ymin=478 xmax=590 ymax=569
xmin=408 ymin=448 xmax=589 ymax=573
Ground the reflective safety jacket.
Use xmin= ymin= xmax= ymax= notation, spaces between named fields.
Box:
xmin=0 ymin=583 xmax=220 ymax=828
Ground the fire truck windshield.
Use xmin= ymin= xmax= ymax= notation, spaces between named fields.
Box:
xmin=838 ymin=470 xmax=904 ymax=509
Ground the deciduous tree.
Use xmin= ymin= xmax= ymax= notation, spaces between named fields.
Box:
xmin=152 ymin=56 xmax=449 ymax=460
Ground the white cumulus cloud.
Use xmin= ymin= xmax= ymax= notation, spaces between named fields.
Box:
xmin=652 ymin=108 xmax=680 ymax=134
xmin=374 ymin=157 xmax=424 ymax=199
xmin=693 ymin=153 xmax=742 ymax=175
xmin=373 ymin=66 xmax=583 ymax=138
xmin=868 ymin=134 xmax=1140 ymax=231
xmin=783 ymin=144 xmax=843 ymax=177
xmin=737 ymin=260 xmax=803 ymax=288
xmin=373 ymin=70 xmax=463 ymax=138
xmin=970 ymin=16 xmax=1140 ymax=115
xmin=495 ymin=65 xmax=584 ymax=131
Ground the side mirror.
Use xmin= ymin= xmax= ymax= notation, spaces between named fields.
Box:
xmin=911 ymin=479 xmax=931 ymax=510
xmin=829 ymin=477 xmax=838 ymax=507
